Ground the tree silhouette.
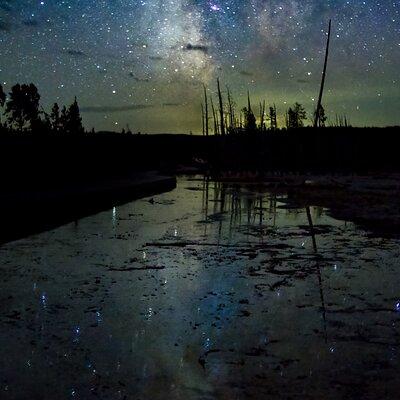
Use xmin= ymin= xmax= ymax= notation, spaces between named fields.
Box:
xmin=243 ymin=91 xmax=257 ymax=133
xmin=60 ymin=105 xmax=68 ymax=132
xmin=314 ymin=105 xmax=327 ymax=127
xmin=203 ymin=84 xmax=209 ymax=136
xmin=287 ymin=102 xmax=307 ymax=129
xmin=217 ymin=78 xmax=225 ymax=136
xmin=201 ymin=102 xmax=205 ymax=136
xmin=314 ymin=20 xmax=332 ymax=128
xmin=50 ymin=102 xmax=61 ymax=133
xmin=269 ymin=105 xmax=277 ymax=130
xmin=31 ymin=109 xmax=52 ymax=134
xmin=259 ymin=100 xmax=266 ymax=132
xmin=65 ymin=97 xmax=84 ymax=134
xmin=5 ymin=83 xmax=41 ymax=132
xmin=210 ymin=96 xmax=219 ymax=135
xmin=0 ymin=84 xmax=5 ymax=108
xmin=226 ymin=85 xmax=235 ymax=132
xmin=242 ymin=107 xmax=257 ymax=133
xmin=0 ymin=84 xmax=5 ymax=126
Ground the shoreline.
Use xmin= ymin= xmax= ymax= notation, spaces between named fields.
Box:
xmin=0 ymin=173 xmax=177 ymax=245
xmin=2 ymin=172 xmax=399 ymax=244
xmin=194 ymin=173 xmax=400 ymax=237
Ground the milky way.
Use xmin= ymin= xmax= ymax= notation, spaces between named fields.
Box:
xmin=0 ymin=0 xmax=399 ymax=132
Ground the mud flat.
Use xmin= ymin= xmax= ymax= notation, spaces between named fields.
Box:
xmin=0 ymin=172 xmax=176 ymax=244
xmin=1 ymin=176 xmax=400 ymax=399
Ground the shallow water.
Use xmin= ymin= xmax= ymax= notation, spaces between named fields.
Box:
xmin=1 ymin=177 xmax=400 ymax=399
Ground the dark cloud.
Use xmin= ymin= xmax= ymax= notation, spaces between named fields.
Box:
xmin=239 ymin=70 xmax=254 ymax=77
xmin=184 ymin=43 xmax=208 ymax=53
xmin=149 ymin=55 xmax=163 ymax=61
xmin=81 ymin=104 xmax=153 ymax=113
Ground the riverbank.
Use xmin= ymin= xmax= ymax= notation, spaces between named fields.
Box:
xmin=0 ymin=172 xmax=176 ymax=244
xmin=212 ymin=173 xmax=400 ymax=236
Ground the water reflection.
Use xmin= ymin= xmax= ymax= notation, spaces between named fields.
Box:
xmin=0 ymin=177 xmax=399 ymax=399
xmin=200 ymin=177 xmax=325 ymax=244
xmin=306 ymin=205 xmax=327 ymax=343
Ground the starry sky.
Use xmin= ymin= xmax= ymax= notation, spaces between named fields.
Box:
xmin=0 ymin=0 xmax=399 ymax=133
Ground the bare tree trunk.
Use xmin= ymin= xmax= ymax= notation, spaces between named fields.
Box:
xmin=247 ymin=91 xmax=252 ymax=114
xmin=226 ymin=85 xmax=234 ymax=131
xmin=259 ymin=100 xmax=266 ymax=131
xmin=201 ymin=103 xmax=205 ymax=136
xmin=217 ymin=78 xmax=225 ymax=136
xmin=314 ymin=19 xmax=332 ymax=128
xmin=203 ymin=85 xmax=209 ymax=136
xmin=211 ymin=97 xmax=218 ymax=135
xmin=263 ymin=101 xmax=266 ymax=131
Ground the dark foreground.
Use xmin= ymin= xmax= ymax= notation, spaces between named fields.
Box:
xmin=0 ymin=172 xmax=176 ymax=244
xmin=1 ymin=177 xmax=399 ymax=399
xmin=1 ymin=127 xmax=399 ymax=244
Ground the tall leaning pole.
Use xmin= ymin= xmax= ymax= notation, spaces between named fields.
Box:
xmin=314 ymin=19 xmax=332 ymax=128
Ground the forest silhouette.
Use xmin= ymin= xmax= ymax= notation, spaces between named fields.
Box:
xmin=0 ymin=81 xmax=399 ymax=178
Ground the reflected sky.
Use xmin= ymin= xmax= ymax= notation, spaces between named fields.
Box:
xmin=0 ymin=177 xmax=400 ymax=399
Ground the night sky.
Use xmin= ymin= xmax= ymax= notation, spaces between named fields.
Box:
xmin=0 ymin=1 xmax=399 ymax=133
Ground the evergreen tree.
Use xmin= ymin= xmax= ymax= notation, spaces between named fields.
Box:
xmin=287 ymin=102 xmax=307 ymax=128
xmin=60 ymin=105 xmax=69 ymax=133
xmin=242 ymin=107 xmax=256 ymax=133
xmin=50 ymin=102 xmax=61 ymax=133
xmin=31 ymin=110 xmax=52 ymax=134
xmin=5 ymin=83 xmax=41 ymax=132
xmin=66 ymin=97 xmax=84 ymax=134
xmin=269 ymin=105 xmax=277 ymax=130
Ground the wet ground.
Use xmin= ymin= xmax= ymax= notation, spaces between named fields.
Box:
xmin=1 ymin=176 xmax=400 ymax=399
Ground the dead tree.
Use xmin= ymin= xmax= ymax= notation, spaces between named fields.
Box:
xmin=269 ymin=104 xmax=277 ymax=129
xmin=259 ymin=100 xmax=266 ymax=132
xmin=210 ymin=96 xmax=219 ymax=135
xmin=203 ymin=84 xmax=209 ymax=136
xmin=247 ymin=90 xmax=252 ymax=115
xmin=201 ymin=103 xmax=205 ymax=136
xmin=314 ymin=19 xmax=332 ymax=128
xmin=217 ymin=78 xmax=225 ymax=136
xmin=226 ymin=85 xmax=235 ymax=131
